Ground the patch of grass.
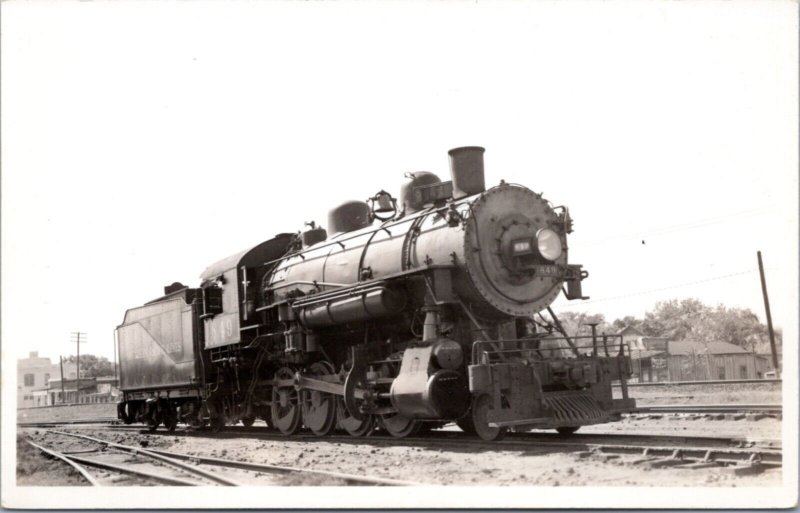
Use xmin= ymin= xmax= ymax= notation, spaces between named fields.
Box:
xmin=17 ymin=434 xmax=90 ymax=486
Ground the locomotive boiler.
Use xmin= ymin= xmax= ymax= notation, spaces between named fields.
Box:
xmin=116 ymin=146 xmax=635 ymax=440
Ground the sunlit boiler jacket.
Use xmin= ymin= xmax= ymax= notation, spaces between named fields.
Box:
xmin=265 ymin=147 xmax=587 ymax=335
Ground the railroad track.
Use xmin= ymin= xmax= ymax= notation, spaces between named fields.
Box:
xmin=24 ymin=424 xmax=781 ymax=484
xmin=141 ymin=425 xmax=781 ymax=450
xmin=24 ymin=419 xmax=782 ymax=450
xmin=26 ymin=429 xmax=418 ymax=486
xmin=17 ymin=403 xmax=781 ymax=430
xmin=18 ymin=417 xmax=120 ymax=428
xmin=632 ymin=404 xmax=781 ymax=415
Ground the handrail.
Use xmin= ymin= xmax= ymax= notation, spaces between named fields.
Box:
xmin=471 ymin=334 xmax=626 ymax=364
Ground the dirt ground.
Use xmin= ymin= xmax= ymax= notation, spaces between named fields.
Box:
xmin=616 ymin=381 xmax=781 ymax=406
xmin=16 ymin=435 xmax=89 ymax=486
xmin=19 ymin=413 xmax=782 ymax=487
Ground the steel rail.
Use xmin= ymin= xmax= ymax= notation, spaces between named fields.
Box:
xmin=614 ymin=378 xmax=781 ymax=387
xmin=589 ymin=443 xmax=782 ymax=466
xmin=45 ymin=429 xmax=415 ymax=486
xmin=62 ymin=454 xmax=202 ymax=486
xmin=46 ymin=421 xmax=783 ymax=450
xmin=79 ymin=423 xmax=779 ymax=451
xmin=26 ymin=440 xmax=100 ymax=486
xmin=115 ymin=424 xmax=780 ymax=453
xmin=143 ymin=429 xmax=782 ymax=474
xmin=632 ymin=404 xmax=781 ymax=414
xmin=18 ymin=418 xmax=119 ymax=428
xmin=145 ymin=448 xmax=421 ymax=486
xmin=45 ymin=430 xmax=240 ymax=486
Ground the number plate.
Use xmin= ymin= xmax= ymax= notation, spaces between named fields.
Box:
xmin=535 ymin=265 xmax=561 ymax=277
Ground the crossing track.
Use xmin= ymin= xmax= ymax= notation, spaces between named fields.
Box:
xmin=26 ymin=429 xmax=419 ymax=486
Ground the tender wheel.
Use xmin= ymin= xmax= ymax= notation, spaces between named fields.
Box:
xmin=119 ymin=403 xmax=134 ymax=425
xmin=187 ymin=403 xmax=208 ymax=429
xmin=336 ymin=398 xmax=374 ymax=437
xmin=301 ymin=362 xmax=337 ymax=436
xmin=556 ymin=426 xmax=580 ymax=435
xmin=163 ymin=407 xmax=178 ymax=432
xmin=471 ymin=394 xmax=507 ymax=441
xmin=241 ymin=416 xmax=256 ymax=428
xmin=456 ymin=414 xmax=477 ymax=436
xmin=146 ymin=408 xmax=161 ymax=433
xmin=206 ymin=401 xmax=226 ymax=433
xmin=379 ymin=413 xmax=420 ymax=438
xmin=271 ymin=367 xmax=302 ymax=435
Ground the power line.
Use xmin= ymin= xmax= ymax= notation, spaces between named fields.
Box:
xmin=571 ymin=207 xmax=774 ymax=248
xmin=551 ymin=269 xmax=759 ymax=309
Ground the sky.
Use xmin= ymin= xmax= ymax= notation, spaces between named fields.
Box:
xmin=2 ymin=0 xmax=797 ymax=365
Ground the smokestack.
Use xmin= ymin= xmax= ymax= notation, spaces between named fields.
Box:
xmin=448 ymin=146 xmax=486 ymax=200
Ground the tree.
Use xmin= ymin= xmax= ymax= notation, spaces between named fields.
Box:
xmin=550 ymin=311 xmax=611 ymax=340
xmin=641 ymin=298 xmax=709 ymax=340
xmin=611 ymin=315 xmax=645 ymax=333
xmin=589 ymin=298 xmax=782 ymax=354
xmin=64 ymin=354 xmax=114 ymax=378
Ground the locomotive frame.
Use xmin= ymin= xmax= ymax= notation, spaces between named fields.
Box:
xmin=116 ymin=146 xmax=635 ymax=440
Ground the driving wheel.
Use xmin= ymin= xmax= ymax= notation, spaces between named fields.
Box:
xmin=336 ymin=397 xmax=374 ymax=437
xmin=271 ymin=367 xmax=302 ymax=435
xmin=379 ymin=413 xmax=420 ymax=438
xmin=301 ymin=362 xmax=337 ymax=436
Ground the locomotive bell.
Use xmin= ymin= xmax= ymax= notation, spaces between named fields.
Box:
xmin=373 ymin=190 xmax=395 ymax=213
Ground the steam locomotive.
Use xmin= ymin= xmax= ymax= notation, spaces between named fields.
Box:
xmin=116 ymin=147 xmax=635 ymax=440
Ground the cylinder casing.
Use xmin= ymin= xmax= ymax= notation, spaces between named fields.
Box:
xmin=389 ymin=345 xmax=471 ymax=419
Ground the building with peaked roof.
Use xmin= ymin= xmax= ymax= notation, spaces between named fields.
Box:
xmin=627 ymin=339 xmax=773 ymax=382
xmin=616 ymin=325 xmax=644 ymax=350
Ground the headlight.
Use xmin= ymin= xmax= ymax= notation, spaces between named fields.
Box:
xmin=536 ymin=228 xmax=562 ymax=261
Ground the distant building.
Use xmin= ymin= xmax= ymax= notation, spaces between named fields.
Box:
xmin=617 ymin=326 xmax=645 ymax=351
xmin=628 ymin=339 xmax=773 ymax=382
xmin=617 ymin=326 xmax=664 ymax=357
xmin=47 ymin=376 xmax=120 ymax=405
xmin=18 ymin=351 xmax=117 ymax=407
xmin=17 ymin=352 xmax=61 ymax=408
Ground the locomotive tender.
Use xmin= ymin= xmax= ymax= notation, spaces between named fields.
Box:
xmin=117 ymin=147 xmax=635 ymax=440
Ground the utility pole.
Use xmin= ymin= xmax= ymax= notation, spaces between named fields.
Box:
xmin=59 ymin=356 xmax=66 ymax=404
xmin=757 ymin=251 xmax=780 ymax=377
xmin=71 ymin=332 xmax=87 ymax=404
